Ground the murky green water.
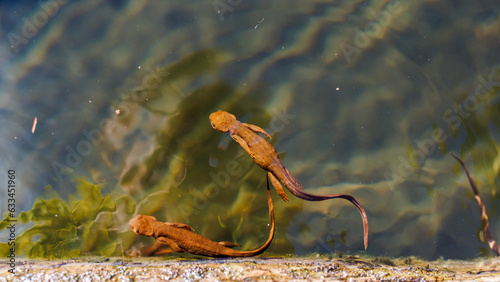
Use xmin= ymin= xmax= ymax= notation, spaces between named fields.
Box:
xmin=0 ymin=0 xmax=499 ymax=260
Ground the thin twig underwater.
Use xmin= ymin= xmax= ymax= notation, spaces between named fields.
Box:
xmin=450 ymin=152 xmax=500 ymax=256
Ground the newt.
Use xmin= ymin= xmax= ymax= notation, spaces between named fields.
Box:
xmin=129 ymin=178 xmax=275 ymax=257
xmin=209 ymin=110 xmax=368 ymax=249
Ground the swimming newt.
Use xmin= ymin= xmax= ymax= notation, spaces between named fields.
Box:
xmin=209 ymin=110 xmax=368 ymax=249
xmin=129 ymin=178 xmax=275 ymax=257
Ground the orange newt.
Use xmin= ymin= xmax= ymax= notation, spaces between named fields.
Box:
xmin=129 ymin=178 xmax=275 ymax=257
xmin=209 ymin=110 xmax=368 ymax=249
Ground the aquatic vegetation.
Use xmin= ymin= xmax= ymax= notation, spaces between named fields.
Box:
xmin=0 ymin=177 xmax=135 ymax=258
xmin=451 ymin=152 xmax=500 ymax=256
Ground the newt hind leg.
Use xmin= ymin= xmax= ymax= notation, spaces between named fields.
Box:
xmin=218 ymin=241 xmax=240 ymax=248
xmin=268 ymin=172 xmax=289 ymax=202
xmin=153 ymin=247 xmax=176 ymax=256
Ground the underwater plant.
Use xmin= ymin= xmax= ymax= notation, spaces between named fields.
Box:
xmin=0 ymin=177 xmax=135 ymax=258
xmin=451 ymin=152 xmax=499 ymax=256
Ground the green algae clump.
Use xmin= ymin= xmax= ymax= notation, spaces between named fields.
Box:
xmin=0 ymin=178 xmax=134 ymax=258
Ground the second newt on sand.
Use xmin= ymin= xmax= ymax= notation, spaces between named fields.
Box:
xmin=209 ymin=110 xmax=369 ymax=249
xmin=129 ymin=178 xmax=275 ymax=257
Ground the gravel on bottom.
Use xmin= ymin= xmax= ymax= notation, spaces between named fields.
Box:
xmin=1 ymin=255 xmax=499 ymax=281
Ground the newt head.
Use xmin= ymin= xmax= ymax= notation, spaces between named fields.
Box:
xmin=129 ymin=215 xmax=156 ymax=236
xmin=209 ymin=110 xmax=236 ymax=132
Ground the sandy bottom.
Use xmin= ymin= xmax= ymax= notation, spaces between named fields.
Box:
xmin=1 ymin=256 xmax=499 ymax=281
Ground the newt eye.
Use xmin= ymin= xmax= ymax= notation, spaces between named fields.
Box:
xmin=210 ymin=120 xmax=215 ymax=128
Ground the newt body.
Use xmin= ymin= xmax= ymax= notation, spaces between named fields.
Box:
xmin=129 ymin=180 xmax=275 ymax=257
xmin=209 ymin=110 xmax=368 ymax=249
